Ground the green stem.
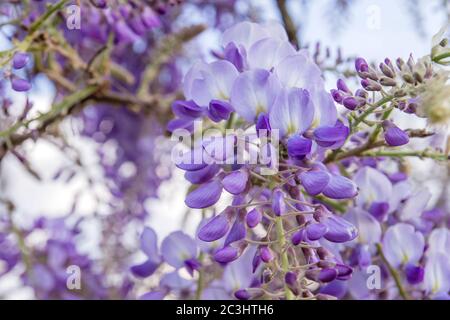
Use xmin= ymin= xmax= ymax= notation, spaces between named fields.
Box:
xmin=28 ymin=0 xmax=69 ymax=34
xmin=275 ymin=217 xmax=294 ymax=300
xmin=367 ymin=107 xmax=393 ymax=144
xmin=376 ymin=243 xmax=410 ymax=300
xmin=313 ymin=195 xmax=347 ymax=213
xmin=0 ymin=0 xmax=68 ymax=68
xmin=195 ymin=252 xmax=205 ymax=300
xmin=0 ymin=85 xmax=99 ymax=139
xmin=362 ymin=149 xmax=449 ymax=161
xmin=352 ymin=96 xmax=394 ymax=129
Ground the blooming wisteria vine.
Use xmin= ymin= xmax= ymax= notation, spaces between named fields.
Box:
xmin=0 ymin=0 xmax=449 ymax=301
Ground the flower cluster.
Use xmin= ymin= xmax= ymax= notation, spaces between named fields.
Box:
xmin=158 ymin=21 xmax=366 ymax=300
xmin=142 ymin=21 xmax=450 ymax=300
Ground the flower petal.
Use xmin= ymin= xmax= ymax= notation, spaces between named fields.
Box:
xmin=299 ymin=170 xmax=331 ymax=196
xmin=185 ymin=180 xmax=223 ymax=209
xmin=198 ymin=213 xmax=231 ymax=242
xmin=161 ymin=231 xmax=198 ymax=269
xmin=222 ymin=170 xmax=249 ymax=195
xmin=230 ymin=69 xmax=280 ymax=122
xmin=382 ymin=223 xmax=424 ymax=268
xmin=322 ymin=175 xmax=358 ymax=199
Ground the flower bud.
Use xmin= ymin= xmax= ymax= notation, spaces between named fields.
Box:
xmin=361 ymin=79 xmax=382 ymax=91
xmin=214 ymin=246 xmax=238 ymax=263
xmin=337 ymin=79 xmax=351 ymax=93
xmin=13 ymin=52 xmax=29 ymax=70
xmin=379 ymin=62 xmax=395 ymax=78
xmin=259 ymin=246 xmax=274 ymax=263
xmin=234 ymin=289 xmax=251 ymax=300
xmin=382 ymin=121 xmax=409 ymax=146
xmin=246 ymin=208 xmax=262 ymax=228
xmin=12 ymin=78 xmax=31 ymax=92
xmin=355 ymin=58 xmax=369 ymax=73
xmin=379 ymin=77 xmax=397 ymax=87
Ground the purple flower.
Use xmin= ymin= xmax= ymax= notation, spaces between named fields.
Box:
xmin=161 ymin=231 xmax=199 ymax=273
xmin=318 ymin=268 xmax=338 ymax=283
xmin=323 ymin=215 xmax=358 ymax=243
xmin=183 ymin=61 xmax=238 ymax=107
xmin=355 ymin=58 xmax=369 ymax=73
xmin=354 ymin=166 xmax=392 ymax=207
xmin=246 ymin=208 xmax=262 ymax=228
xmin=131 ymin=227 xmax=162 ymax=278
xmin=184 ymin=165 xmax=220 ymax=185
xmin=299 ymin=169 xmax=331 ymax=196
xmin=259 ymin=246 xmax=274 ymax=263
xmin=13 ymin=52 xmax=29 ymax=69
xmin=234 ymin=289 xmax=251 ymax=300
xmin=305 ymin=223 xmax=328 ymax=241
xmin=172 ymin=100 xmax=204 ymax=119
xmin=198 ymin=212 xmax=231 ymax=242
xmin=424 ymin=253 xmax=450 ymax=295
xmin=214 ymin=246 xmax=239 ymax=263
xmin=247 ymin=37 xmax=296 ymax=70
xmin=222 ymin=170 xmax=249 ymax=195
xmin=345 ymin=208 xmax=382 ymax=244
xmin=185 ymin=180 xmax=223 ymax=209
xmin=269 ymin=87 xmax=314 ymax=137
xmin=313 ymin=122 xmax=349 ymax=148
xmin=382 ymin=121 xmax=409 ymax=146
xmin=12 ymin=78 xmax=31 ymax=92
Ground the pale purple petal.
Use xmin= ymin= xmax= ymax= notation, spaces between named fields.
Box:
xmin=224 ymin=220 xmax=246 ymax=246
xmin=345 ymin=208 xmax=382 ymax=244
xmin=398 ymin=188 xmax=431 ymax=221
xmin=275 ymin=52 xmax=324 ymax=90
xmin=248 ymin=37 xmax=296 ymax=70
xmin=424 ymin=253 xmax=450 ymax=295
xmin=299 ymin=170 xmax=331 ymax=196
xmin=382 ymin=223 xmax=425 ymax=268
xmin=161 ymin=231 xmax=198 ymax=269
xmin=230 ymin=69 xmax=281 ymax=122
xmin=428 ymin=228 xmax=450 ymax=257
xmin=306 ymin=223 xmax=328 ymax=241
xmin=354 ymin=167 xmax=392 ymax=207
xmin=322 ymin=174 xmax=358 ymax=199
xmin=287 ymin=135 xmax=312 ymax=158
xmin=269 ymin=87 xmax=315 ymax=137
xmin=140 ymin=227 xmax=160 ymax=260
xmin=184 ymin=164 xmax=220 ymax=185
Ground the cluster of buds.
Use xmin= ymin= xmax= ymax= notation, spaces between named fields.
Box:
xmin=332 ymin=55 xmax=435 ymax=113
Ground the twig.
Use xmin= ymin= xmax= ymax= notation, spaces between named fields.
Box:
xmin=276 ymin=0 xmax=299 ymax=48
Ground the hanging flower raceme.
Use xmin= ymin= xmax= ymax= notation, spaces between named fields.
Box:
xmin=166 ymin=21 xmax=361 ymax=300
